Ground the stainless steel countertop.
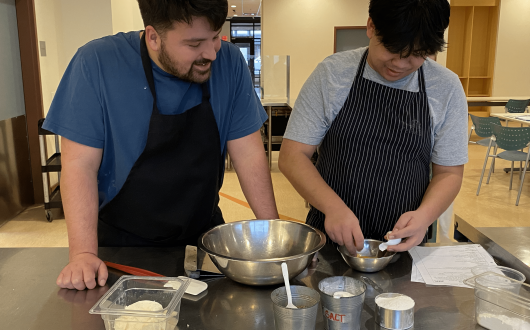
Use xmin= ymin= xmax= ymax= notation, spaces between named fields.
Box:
xmin=0 ymin=244 xmax=486 ymax=329
xmin=454 ymin=215 xmax=530 ymax=282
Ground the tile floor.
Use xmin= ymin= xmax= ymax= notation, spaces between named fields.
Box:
xmin=1 ymin=120 xmax=529 ymax=247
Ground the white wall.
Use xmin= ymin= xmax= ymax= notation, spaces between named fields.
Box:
xmin=262 ymin=0 xmax=448 ymax=105
xmin=35 ymin=0 xmax=114 ymax=187
xmin=57 ymin=0 xmax=114 ymax=75
xmin=35 ymin=0 xmax=114 ymax=115
xmin=35 ymin=0 xmax=529 ymax=110
xmin=262 ymin=0 xmax=370 ymax=104
xmin=492 ymin=0 xmax=530 ymax=98
xmin=34 ymin=0 xmax=61 ymax=116
xmin=111 ymin=0 xmax=144 ymax=34
xmin=261 ymin=0 xmax=488 ymax=105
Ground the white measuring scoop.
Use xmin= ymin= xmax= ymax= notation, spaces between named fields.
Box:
xmin=281 ymin=262 xmax=297 ymax=309
xmin=379 ymin=231 xmax=402 ymax=251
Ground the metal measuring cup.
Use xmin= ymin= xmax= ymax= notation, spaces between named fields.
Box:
xmin=375 ymin=293 xmax=414 ymax=330
xmin=271 ymin=285 xmax=321 ymax=330
xmin=359 ymin=276 xmax=415 ymax=330
xmin=318 ymin=276 xmax=367 ymax=330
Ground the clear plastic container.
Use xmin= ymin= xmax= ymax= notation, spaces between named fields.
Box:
xmin=464 ymin=272 xmax=530 ymax=330
xmin=471 ymin=266 xmax=526 ymax=294
xmin=89 ymin=276 xmax=190 ymax=330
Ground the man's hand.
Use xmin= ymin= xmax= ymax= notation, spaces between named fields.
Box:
xmin=59 ymin=137 xmax=103 ymax=290
xmin=385 ymin=164 xmax=464 ymax=252
xmin=386 ymin=211 xmax=430 ymax=252
xmin=56 ymin=253 xmax=108 ymax=290
xmin=324 ymin=205 xmax=365 ymax=255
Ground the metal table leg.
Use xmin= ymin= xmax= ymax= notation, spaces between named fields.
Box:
xmin=226 ymin=152 xmax=232 ymax=171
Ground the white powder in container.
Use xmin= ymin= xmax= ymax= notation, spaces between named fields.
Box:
xmin=477 ymin=313 xmax=530 ymax=330
xmin=114 ymin=300 xmax=166 ymax=330
xmin=375 ymin=295 xmax=415 ymax=310
xmin=333 ymin=291 xmax=355 ymax=299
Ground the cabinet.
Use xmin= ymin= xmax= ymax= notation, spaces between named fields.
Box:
xmin=446 ymin=0 xmax=500 ymax=115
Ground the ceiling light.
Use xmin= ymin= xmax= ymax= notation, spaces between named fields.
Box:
xmin=233 ymin=14 xmax=238 ymax=16
xmin=231 ymin=5 xmax=236 ymax=7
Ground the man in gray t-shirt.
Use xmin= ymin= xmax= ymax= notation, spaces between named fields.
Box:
xmin=279 ymin=0 xmax=468 ymax=255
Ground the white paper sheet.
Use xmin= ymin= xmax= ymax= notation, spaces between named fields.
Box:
xmin=411 ymin=261 xmax=425 ymax=283
xmin=409 ymin=245 xmax=497 ymax=288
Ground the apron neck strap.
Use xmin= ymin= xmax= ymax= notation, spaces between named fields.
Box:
xmin=200 ymin=82 xmax=210 ymax=102
xmin=140 ymin=31 xmax=157 ymax=100
xmin=356 ymin=49 xmax=369 ymax=80
xmin=417 ymin=65 xmax=426 ymax=93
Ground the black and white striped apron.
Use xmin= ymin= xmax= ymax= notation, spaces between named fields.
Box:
xmin=307 ymin=49 xmax=432 ymax=242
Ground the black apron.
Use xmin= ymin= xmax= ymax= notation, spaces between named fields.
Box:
xmin=98 ymin=32 xmax=224 ymax=247
xmin=307 ymin=49 xmax=431 ymax=242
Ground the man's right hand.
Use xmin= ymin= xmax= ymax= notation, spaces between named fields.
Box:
xmin=59 ymin=137 xmax=103 ymax=290
xmin=324 ymin=206 xmax=365 ymax=255
xmin=56 ymin=253 xmax=108 ymax=290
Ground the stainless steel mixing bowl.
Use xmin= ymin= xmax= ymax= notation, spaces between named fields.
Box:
xmin=198 ymin=220 xmax=326 ymax=286
xmin=338 ymin=239 xmax=396 ymax=273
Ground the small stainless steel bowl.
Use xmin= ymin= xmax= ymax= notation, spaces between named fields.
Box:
xmin=198 ymin=220 xmax=326 ymax=286
xmin=338 ymin=239 xmax=396 ymax=273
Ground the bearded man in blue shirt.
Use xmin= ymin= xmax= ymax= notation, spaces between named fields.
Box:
xmin=44 ymin=0 xmax=278 ymax=290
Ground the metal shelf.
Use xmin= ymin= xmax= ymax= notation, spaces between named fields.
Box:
xmin=38 ymin=118 xmax=63 ymax=221
xmin=41 ymin=153 xmax=61 ymax=173
xmin=262 ymin=104 xmax=291 ymax=169
xmin=261 ymin=136 xmax=283 ymax=144
xmin=45 ymin=186 xmax=62 ymax=210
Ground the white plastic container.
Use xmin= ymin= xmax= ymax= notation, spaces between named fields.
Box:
xmin=464 ymin=272 xmax=530 ymax=330
xmin=89 ymin=275 xmax=190 ymax=330
xmin=471 ymin=265 xmax=526 ymax=294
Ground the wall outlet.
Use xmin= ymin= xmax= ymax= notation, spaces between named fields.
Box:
xmin=39 ymin=41 xmax=46 ymax=57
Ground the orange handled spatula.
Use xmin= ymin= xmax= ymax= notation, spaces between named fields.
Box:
xmin=104 ymin=261 xmax=164 ymax=277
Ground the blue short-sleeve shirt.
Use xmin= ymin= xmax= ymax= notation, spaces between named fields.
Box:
xmin=43 ymin=31 xmax=267 ymax=209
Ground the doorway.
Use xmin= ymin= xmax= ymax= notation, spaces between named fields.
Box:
xmin=334 ymin=26 xmax=369 ymax=53
xmin=230 ymin=17 xmax=261 ymax=97
xmin=0 ymin=0 xmax=39 ymax=226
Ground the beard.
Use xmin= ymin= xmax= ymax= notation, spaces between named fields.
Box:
xmin=158 ymin=40 xmax=212 ymax=84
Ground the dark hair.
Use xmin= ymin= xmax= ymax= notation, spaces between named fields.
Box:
xmin=137 ymin=0 xmax=228 ymax=34
xmin=368 ymin=0 xmax=450 ymax=58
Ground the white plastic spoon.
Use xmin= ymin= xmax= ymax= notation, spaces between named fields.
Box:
xmin=379 ymin=231 xmax=402 ymax=251
xmin=281 ymin=262 xmax=297 ymax=309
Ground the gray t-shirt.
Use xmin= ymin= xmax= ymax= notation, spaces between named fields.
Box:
xmin=284 ymin=47 xmax=469 ymax=166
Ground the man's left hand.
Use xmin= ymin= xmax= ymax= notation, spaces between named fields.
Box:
xmin=385 ymin=211 xmax=431 ymax=252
